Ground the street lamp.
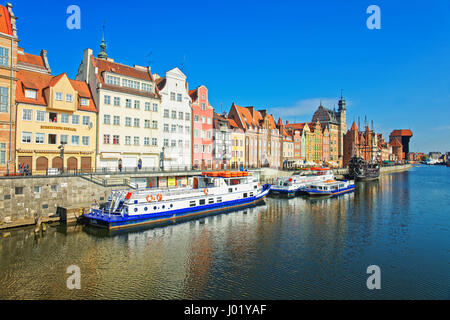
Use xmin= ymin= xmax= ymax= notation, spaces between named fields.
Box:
xmin=58 ymin=142 xmax=66 ymax=174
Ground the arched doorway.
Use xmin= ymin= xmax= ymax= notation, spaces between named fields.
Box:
xmin=36 ymin=157 xmax=48 ymax=172
xmin=52 ymin=157 xmax=63 ymax=170
xmin=67 ymin=157 xmax=78 ymax=171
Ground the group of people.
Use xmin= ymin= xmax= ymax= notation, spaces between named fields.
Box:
xmin=117 ymin=158 xmax=143 ymax=173
xmin=18 ymin=163 xmax=31 ymax=176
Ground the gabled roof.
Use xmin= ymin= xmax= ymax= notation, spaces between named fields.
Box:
xmin=232 ymin=104 xmax=262 ymax=130
xmin=0 ymin=5 xmax=13 ymax=36
xmin=16 ymin=70 xmax=97 ymax=112
xmin=390 ymin=137 xmax=403 ymax=147
xmin=350 ymin=121 xmax=358 ymax=131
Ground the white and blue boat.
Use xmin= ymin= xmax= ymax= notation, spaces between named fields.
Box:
xmin=304 ymin=179 xmax=355 ymax=197
xmin=270 ymin=167 xmax=334 ymax=197
xmin=82 ymin=171 xmax=271 ymax=230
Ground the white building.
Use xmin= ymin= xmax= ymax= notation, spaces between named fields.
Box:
xmin=155 ymin=68 xmax=192 ymax=169
xmin=75 ymin=45 xmax=161 ymax=171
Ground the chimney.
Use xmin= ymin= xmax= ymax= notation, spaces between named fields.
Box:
xmin=40 ymin=49 xmax=52 ymax=74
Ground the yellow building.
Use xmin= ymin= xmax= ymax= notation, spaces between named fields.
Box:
xmin=15 ymin=70 xmax=97 ymax=174
xmin=231 ymin=128 xmax=245 ymax=169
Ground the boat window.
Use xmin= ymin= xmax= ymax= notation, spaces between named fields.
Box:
xmin=189 ymin=201 xmax=196 ymax=207
xmin=144 ymin=207 xmax=148 ymax=211
xmin=243 ymin=193 xmax=248 ymax=198
xmin=217 ymin=197 xmax=222 ymax=203
xmin=228 ymin=188 xmax=233 ymax=193
xmin=208 ymin=198 xmax=214 ymax=204
xmin=134 ymin=208 xmax=138 ymax=212
xmin=154 ymin=206 xmax=157 ymax=210
xmin=170 ymin=204 xmax=173 ymax=208
xmin=254 ymin=185 xmax=257 ymax=189
xmin=250 ymin=193 xmax=254 ymax=197
xmin=199 ymin=199 xmax=206 ymax=205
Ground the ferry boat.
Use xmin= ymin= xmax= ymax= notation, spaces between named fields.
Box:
xmin=304 ymin=179 xmax=355 ymax=197
xmin=270 ymin=167 xmax=334 ymax=197
xmin=82 ymin=171 xmax=271 ymax=230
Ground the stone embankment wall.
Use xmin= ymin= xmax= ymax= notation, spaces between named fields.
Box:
xmin=0 ymin=176 xmax=116 ymax=229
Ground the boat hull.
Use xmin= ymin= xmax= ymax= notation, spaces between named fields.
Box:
xmin=305 ymin=185 xmax=355 ymax=197
xmin=83 ymin=184 xmax=271 ymax=230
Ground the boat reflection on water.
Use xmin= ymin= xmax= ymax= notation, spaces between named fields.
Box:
xmin=82 ymin=200 xmax=268 ymax=237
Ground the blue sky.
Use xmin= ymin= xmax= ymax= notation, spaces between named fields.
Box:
xmin=10 ymin=0 xmax=450 ymax=153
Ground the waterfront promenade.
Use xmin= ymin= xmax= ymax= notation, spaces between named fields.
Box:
xmin=0 ymin=164 xmax=412 ymax=230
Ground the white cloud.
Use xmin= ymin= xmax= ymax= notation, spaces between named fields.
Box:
xmin=433 ymin=125 xmax=450 ymax=131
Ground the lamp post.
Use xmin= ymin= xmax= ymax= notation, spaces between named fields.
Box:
xmin=58 ymin=142 xmax=66 ymax=174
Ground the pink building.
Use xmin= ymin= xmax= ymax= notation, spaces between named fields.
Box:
xmin=189 ymin=86 xmax=214 ymax=169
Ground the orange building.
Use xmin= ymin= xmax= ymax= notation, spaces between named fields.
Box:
xmin=0 ymin=4 xmax=18 ymax=175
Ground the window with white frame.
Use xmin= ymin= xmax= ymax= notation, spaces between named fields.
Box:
xmin=36 ymin=110 xmax=45 ymax=122
xmin=22 ymin=132 xmax=32 ymax=143
xmin=82 ymin=136 xmax=89 ymax=146
xmin=104 ymin=95 xmax=111 ymax=105
xmin=125 ymin=136 xmax=131 ymax=145
xmin=81 ymin=98 xmax=89 ymax=106
xmin=25 ymin=89 xmax=37 ymax=99
xmin=55 ymin=92 xmax=63 ymax=101
xmin=134 ymin=136 xmax=140 ymax=145
xmin=152 ymin=103 xmax=158 ymax=112
xmin=60 ymin=113 xmax=68 ymax=124
xmin=71 ymin=135 xmax=80 ymax=145
xmin=134 ymin=118 xmax=140 ymax=127
xmin=113 ymin=116 xmax=120 ymax=125
xmin=144 ymin=137 xmax=150 ymax=146
xmin=35 ymin=133 xmax=45 ymax=144
xmin=177 ymin=93 xmax=182 ymax=102
xmin=82 ymin=116 xmax=90 ymax=126
xmin=125 ymin=117 xmax=131 ymax=126
xmin=145 ymin=102 xmax=150 ymax=111
xmin=152 ymin=121 xmax=158 ymax=129
xmin=72 ymin=115 xmax=80 ymax=125
xmin=114 ymin=97 xmax=120 ymax=106
xmin=0 ymin=143 xmax=5 ymax=164
xmin=0 ymin=87 xmax=8 ymax=113
xmin=152 ymin=138 xmax=157 ymax=146
xmin=126 ymin=99 xmax=132 ymax=108
xmin=22 ymin=109 xmax=33 ymax=121
xmin=61 ymin=135 xmax=68 ymax=145
xmin=104 ymin=114 xmax=111 ymax=125
xmin=0 ymin=47 xmax=9 ymax=66
xmin=66 ymin=94 xmax=73 ymax=102
xmin=170 ymin=92 xmax=175 ymax=100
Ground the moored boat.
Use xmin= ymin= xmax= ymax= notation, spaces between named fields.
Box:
xmin=304 ymin=179 xmax=355 ymax=197
xmin=270 ymin=167 xmax=334 ymax=197
xmin=82 ymin=171 xmax=270 ymax=230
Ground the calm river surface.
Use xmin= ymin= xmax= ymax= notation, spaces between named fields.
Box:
xmin=0 ymin=165 xmax=448 ymax=300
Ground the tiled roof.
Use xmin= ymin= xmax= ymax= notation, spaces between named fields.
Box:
xmin=92 ymin=56 xmax=153 ymax=83
xmin=16 ymin=70 xmax=97 ymax=112
xmin=17 ymin=52 xmax=45 ymax=68
xmin=228 ymin=118 xmax=238 ymax=128
xmin=350 ymin=121 xmax=358 ymax=131
xmin=0 ymin=5 xmax=13 ymax=36
xmin=390 ymin=129 xmax=413 ymax=137
xmin=234 ymin=104 xmax=262 ymax=130
xmin=286 ymin=123 xmax=306 ymax=130
xmin=188 ymin=89 xmax=198 ymax=102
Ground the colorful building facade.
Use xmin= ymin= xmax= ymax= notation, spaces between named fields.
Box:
xmin=15 ymin=70 xmax=97 ymax=173
xmin=190 ymin=85 xmax=213 ymax=169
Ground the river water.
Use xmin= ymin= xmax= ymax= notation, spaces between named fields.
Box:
xmin=0 ymin=165 xmax=448 ymax=300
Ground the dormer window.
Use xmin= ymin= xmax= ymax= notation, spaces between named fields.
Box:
xmin=55 ymin=92 xmax=63 ymax=101
xmin=25 ymin=89 xmax=37 ymax=99
xmin=66 ymin=94 xmax=73 ymax=102
xmin=81 ymin=98 xmax=89 ymax=106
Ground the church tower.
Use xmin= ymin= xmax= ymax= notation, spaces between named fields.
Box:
xmin=98 ymin=25 xmax=108 ymax=59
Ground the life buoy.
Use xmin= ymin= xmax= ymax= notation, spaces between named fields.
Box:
xmin=157 ymin=194 xmax=163 ymax=201
xmin=146 ymin=194 xmax=154 ymax=203
xmin=204 ymin=188 xmax=209 ymax=196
